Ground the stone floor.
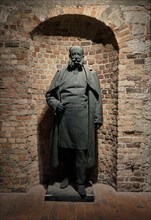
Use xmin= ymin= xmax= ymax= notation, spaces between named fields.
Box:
xmin=0 ymin=183 xmax=151 ymax=220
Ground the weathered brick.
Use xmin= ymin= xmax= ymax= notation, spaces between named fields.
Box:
xmin=126 ymin=88 xmax=142 ymax=93
xmin=5 ymin=41 xmax=19 ymax=47
xmin=134 ymin=59 xmax=145 ymax=64
xmin=126 ymin=53 xmax=139 ymax=59
xmin=0 ymin=0 xmax=150 ymax=194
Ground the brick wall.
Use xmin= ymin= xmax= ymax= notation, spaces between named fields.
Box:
xmin=0 ymin=0 xmax=150 ymax=192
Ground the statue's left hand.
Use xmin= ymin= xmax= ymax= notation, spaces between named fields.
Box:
xmin=56 ymin=102 xmax=65 ymax=113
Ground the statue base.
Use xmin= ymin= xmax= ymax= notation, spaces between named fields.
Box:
xmin=45 ymin=181 xmax=94 ymax=202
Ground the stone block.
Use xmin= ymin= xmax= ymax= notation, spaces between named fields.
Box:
xmin=45 ymin=181 xmax=94 ymax=202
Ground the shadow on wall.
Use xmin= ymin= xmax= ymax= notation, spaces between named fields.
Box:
xmin=30 ymin=14 xmax=119 ymax=52
xmin=34 ymin=14 xmax=119 ymax=186
xmin=38 ymin=107 xmax=54 ymax=184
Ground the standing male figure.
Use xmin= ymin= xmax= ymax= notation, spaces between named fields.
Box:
xmin=45 ymin=46 xmax=103 ymax=197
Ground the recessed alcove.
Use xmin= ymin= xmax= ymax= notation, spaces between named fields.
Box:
xmin=28 ymin=14 xmax=119 ymax=188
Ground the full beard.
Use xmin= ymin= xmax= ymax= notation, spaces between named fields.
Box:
xmin=67 ymin=58 xmax=84 ymax=71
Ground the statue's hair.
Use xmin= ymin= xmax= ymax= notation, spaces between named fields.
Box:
xmin=69 ymin=46 xmax=84 ymax=55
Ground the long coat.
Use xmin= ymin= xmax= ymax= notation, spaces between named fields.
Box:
xmin=45 ymin=65 xmax=103 ymax=168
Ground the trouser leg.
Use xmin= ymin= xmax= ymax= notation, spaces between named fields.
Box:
xmin=60 ymin=148 xmax=75 ymax=178
xmin=75 ymin=149 xmax=87 ymax=185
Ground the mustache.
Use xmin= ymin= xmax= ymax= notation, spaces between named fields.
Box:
xmin=72 ymin=57 xmax=81 ymax=61
xmin=68 ymin=59 xmax=84 ymax=70
xmin=68 ymin=58 xmax=84 ymax=67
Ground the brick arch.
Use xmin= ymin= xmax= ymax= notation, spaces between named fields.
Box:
xmin=27 ymin=4 xmax=136 ymax=190
xmin=30 ymin=5 xmax=132 ymax=51
xmin=29 ymin=5 xmax=133 ymax=68
xmin=29 ymin=6 xmax=134 ymax=84
xmin=46 ymin=5 xmax=108 ymax=20
xmin=28 ymin=9 xmax=122 ymax=189
xmin=30 ymin=14 xmax=119 ymax=52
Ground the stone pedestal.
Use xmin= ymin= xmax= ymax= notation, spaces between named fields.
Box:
xmin=45 ymin=181 xmax=94 ymax=202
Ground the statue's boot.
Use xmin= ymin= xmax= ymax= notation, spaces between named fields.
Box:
xmin=77 ymin=184 xmax=86 ymax=197
xmin=60 ymin=177 xmax=69 ymax=189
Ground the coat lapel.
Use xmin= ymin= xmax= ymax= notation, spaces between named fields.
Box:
xmin=83 ymin=65 xmax=100 ymax=99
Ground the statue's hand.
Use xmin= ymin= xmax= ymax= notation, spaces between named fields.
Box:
xmin=56 ymin=102 xmax=65 ymax=113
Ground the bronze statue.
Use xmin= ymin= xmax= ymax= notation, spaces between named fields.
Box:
xmin=45 ymin=46 xmax=103 ymax=197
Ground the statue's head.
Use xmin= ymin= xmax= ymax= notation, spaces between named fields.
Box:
xmin=68 ymin=46 xmax=84 ymax=69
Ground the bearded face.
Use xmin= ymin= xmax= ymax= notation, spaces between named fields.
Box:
xmin=68 ymin=46 xmax=84 ymax=70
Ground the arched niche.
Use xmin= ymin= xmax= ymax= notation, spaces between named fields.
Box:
xmin=28 ymin=14 xmax=119 ymax=188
